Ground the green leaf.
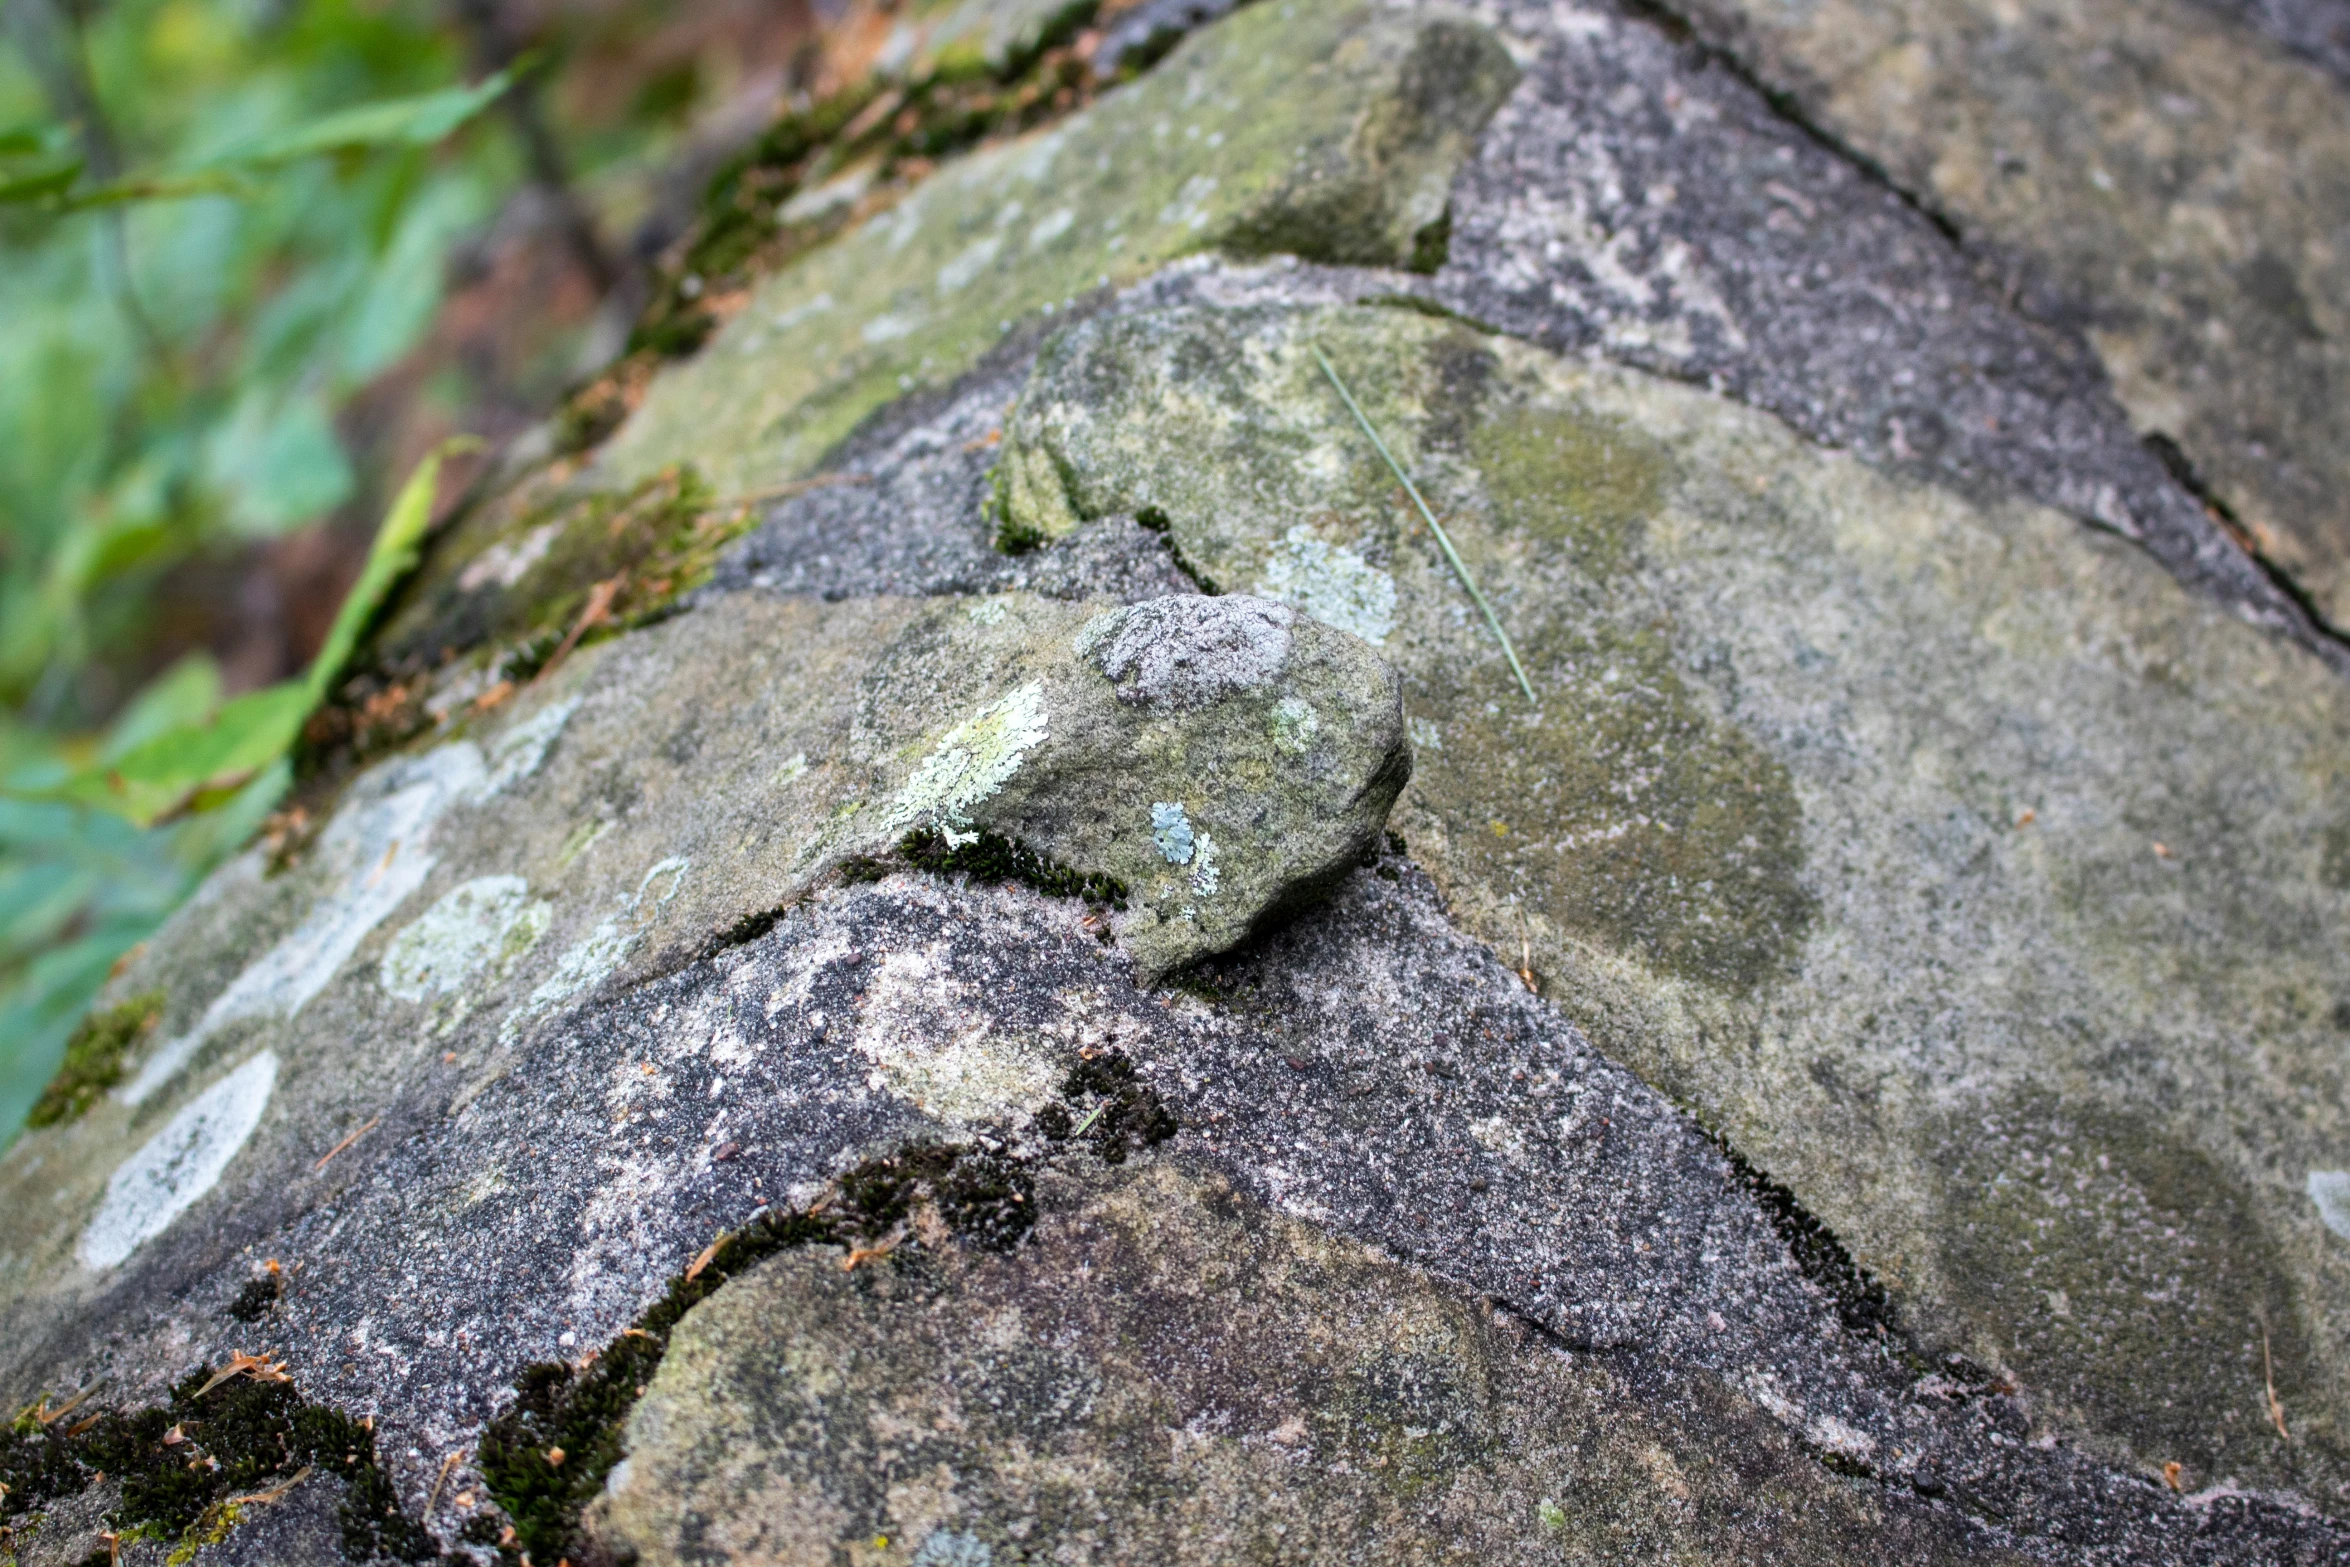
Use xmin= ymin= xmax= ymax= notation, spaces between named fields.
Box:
xmin=305 ymin=436 xmax=475 ymax=702
xmin=0 ymin=158 xmax=84 ymax=205
xmin=0 ymin=123 xmax=63 ymax=157
xmin=100 ymin=655 xmax=225 ymax=764
xmin=11 ymin=443 xmax=463 ymax=826
xmin=95 ymin=680 xmax=312 ymax=822
xmin=226 ymin=68 xmax=519 ymax=167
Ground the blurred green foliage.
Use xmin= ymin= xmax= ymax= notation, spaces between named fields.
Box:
xmin=0 ymin=0 xmax=531 ymax=1143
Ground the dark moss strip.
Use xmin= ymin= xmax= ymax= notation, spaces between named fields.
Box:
xmin=839 ymin=827 xmax=1130 ymax=914
xmin=1702 ymin=1127 xmax=1900 ymax=1345
xmin=475 ymin=1143 xmax=1036 ymax=1566
xmin=900 ymin=825 xmax=1129 ymax=909
xmin=28 ymin=992 xmax=162 ymax=1128
xmin=0 ymin=1367 xmax=436 ymax=1562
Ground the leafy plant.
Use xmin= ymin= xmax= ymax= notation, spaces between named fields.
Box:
xmin=0 ymin=444 xmax=465 ymax=1146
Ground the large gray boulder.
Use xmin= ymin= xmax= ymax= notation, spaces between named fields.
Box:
xmin=5 ymin=0 xmax=2350 ymax=1562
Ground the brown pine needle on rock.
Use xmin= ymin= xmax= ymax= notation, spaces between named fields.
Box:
xmin=426 ymin=1448 xmax=466 ymax=1514
xmin=229 ymin=1465 xmax=314 ymax=1507
xmin=313 ymin=1116 xmax=380 ymax=1173
xmin=1312 ymin=343 xmax=1537 ymax=706
xmin=2265 ymin=1329 xmax=2290 ymax=1441
xmin=192 ymin=1352 xmax=291 ymax=1400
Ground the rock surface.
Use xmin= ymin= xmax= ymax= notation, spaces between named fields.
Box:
xmin=994 ymin=297 xmax=2350 ymax=1495
xmin=6 ymin=0 xmax=2350 ymax=1562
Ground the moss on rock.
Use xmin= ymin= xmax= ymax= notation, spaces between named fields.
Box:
xmin=594 ymin=0 xmax=1517 ymax=498
xmin=585 ymin=1158 xmax=2024 ymax=1566
xmin=990 ymin=297 xmax=2350 ymax=1494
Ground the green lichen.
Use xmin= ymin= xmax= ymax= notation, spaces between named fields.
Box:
xmin=27 ymin=991 xmax=162 ymax=1128
xmin=164 ymin=1500 xmax=241 ymax=1567
xmin=1411 ymin=616 xmax=1815 ymax=994
xmin=1468 ymin=405 xmax=1668 ymax=580
xmin=1935 ymin=1095 xmax=2319 ymax=1483
xmin=886 ymin=682 xmax=1050 ymax=832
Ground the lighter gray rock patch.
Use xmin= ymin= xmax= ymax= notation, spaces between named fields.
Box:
xmin=1079 ymin=595 xmax=1295 ymax=710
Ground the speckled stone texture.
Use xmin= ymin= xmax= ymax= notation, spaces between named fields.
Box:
xmin=8 ymin=0 xmax=2350 ymax=1561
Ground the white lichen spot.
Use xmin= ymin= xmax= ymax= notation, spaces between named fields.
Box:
xmin=456 ymin=520 xmax=561 ymax=592
xmin=1158 ymin=172 xmax=1220 ymax=231
xmin=1255 ymin=526 xmax=1397 ymax=643
xmin=1273 ymin=696 xmax=1321 ymax=754
xmin=937 ymin=233 xmax=1005 ymax=294
xmin=853 ymin=945 xmax=1058 ymax=1122
xmin=81 ymin=1051 xmax=278 ymax=1269
xmin=508 ymin=859 xmax=690 ymax=1040
xmin=862 ymin=310 xmax=923 ymax=345
xmin=1468 ymin=1114 xmax=1528 ymax=1165
xmin=1407 ymin=714 xmax=1443 ymax=752
xmin=1027 ymin=206 xmax=1076 ymax=250
xmin=966 ymin=599 xmax=1010 ymax=627
xmin=1189 ymin=832 xmax=1220 ymax=897
xmin=1151 ymin=802 xmax=1196 ymax=865
xmin=769 ymin=291 xmax=835 ymax=331
xmin=912 ymin=1529 xmax=993 ymax=1567
xmin=380 ymin=876 xmax=552 ymax=1004
xmin=888 ymin=683 xmax=1049 ymax=830
xmin=479 ymin=696 xmax=579 ymax=797
xmin=123 ymin=743 xmax=485 ymax=1105
xmin=2309 ymin=1170 xmax=2350 ymax=1239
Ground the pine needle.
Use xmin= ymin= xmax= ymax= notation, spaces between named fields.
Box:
xmin=1311 ymin=343 xmax=1536 ymax=705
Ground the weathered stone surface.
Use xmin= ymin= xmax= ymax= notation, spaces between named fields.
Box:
xmin=0 ymin=583 xmax=1399 ymax=1283
xmin=996 ymin=298 xmax=2350 ymax=1497
xmin=10 ymin=0 xmax=2350 ymax=1560
xmin=592 ymin=1156 xmax=2024 ymax=1567
xmin=1666 ymin=0 xmax=2350 ymax=630
xmin=595 ymin=0 xmax=1517 ymax=497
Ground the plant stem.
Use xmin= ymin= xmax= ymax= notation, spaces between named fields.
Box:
xmin=1311 ymin=342 xmax=1536 ymax=705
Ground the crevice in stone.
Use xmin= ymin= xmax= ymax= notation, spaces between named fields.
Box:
xmin=1607 ymin=0 xmax=2350 ymax=671
xmin=2145 ymin=430 xmax=2350 ymax=652
xmin=1611 ymin=0 xmax=1965 ymax=247
xmin=472 ymin=1070 xmax=1169 ymax=1565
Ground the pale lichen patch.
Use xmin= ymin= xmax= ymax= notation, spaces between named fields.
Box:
xmin=1255 ymin=526 xmax=1398 ymax=643
xmin=851 ymin=944 xmax=1060 ymax=1123
xmin=380 ymin=875 xmax=553 ymax=1011
xmin=888 ymin=683 xmax=1051 ymax=831
xmin=80 ymin=1050 xmax=279 ymax=1269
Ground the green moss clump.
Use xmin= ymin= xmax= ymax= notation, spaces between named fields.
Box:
xmin=28 ymin=992 xmax=162 ymax=1128
xmin=610 ymin=0 xmax=1116 ymax=389
xmin=0 ymin=1366 xmax=436 ymax=1563
xmin=478 ymin=1142 xmax=1037 ymax=1565
xmin=900 ymin=825 xmax=1129 ymax=910
xmin=1413 ymin=611 xmax=1814 ymax=995
xmin=1034 ymin=1052 xmax=1179 ymax=1164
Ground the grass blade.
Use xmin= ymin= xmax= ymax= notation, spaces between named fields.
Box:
xmin=1312 ymin=343 xmax=1536 ymax=705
